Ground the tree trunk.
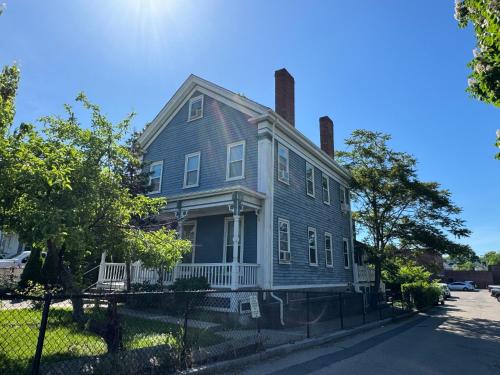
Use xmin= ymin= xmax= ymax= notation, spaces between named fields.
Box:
xmin=371 ymin=258 xmax=382 ymax=308
xmin=56 ymin=242 xmax=86 ymax=324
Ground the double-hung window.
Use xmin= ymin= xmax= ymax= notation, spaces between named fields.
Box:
xmin=226 ymin=141 xmax=245 ymax=180
xmin=322 ymin=173 xmax=330 ymax=205
xmin=308 ymin=227 xmax=318 ymax=266
xmin=188 ymin=95 xmax=204 ymax=121
xmin=148 ymin=161 xmax=163 ymax=194
xmin=277 ymin=144 xmax=289 ymax=184
xmin=325 ymin=232 xmax=333 ymax=267
xmin=343 ymin=238 xmax=350 ymax=269
xmin=306 ymin=162 xmax=315 ymax=197
xmin=183 ymin=152 xmax=200 ymax=188
xmin=278 ymin=218 xmax=291 ymax=264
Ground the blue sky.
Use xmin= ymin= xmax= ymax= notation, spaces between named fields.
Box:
xmin=1 ymin=1 xmax=498 ymax=255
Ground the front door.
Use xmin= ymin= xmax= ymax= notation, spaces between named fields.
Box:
xmin=224 ymin=217 xmax=244 ymax=263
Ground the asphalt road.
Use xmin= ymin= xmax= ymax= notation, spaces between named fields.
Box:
xmin=239 ymin=290 xmax=500 ymax=375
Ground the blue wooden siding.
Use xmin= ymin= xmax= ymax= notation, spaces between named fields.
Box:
xmin=143 ymin=91 xmax=258 ymax=196
xmin=273 ymin=142 xmax=353 ymax=286
xmin=192 ymin=213 xmax=257 ymax=264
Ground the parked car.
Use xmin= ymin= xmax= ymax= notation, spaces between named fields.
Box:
xmin=491 ymin=288 xmax=500 ymax=298
xmin=0 ymin=251 xmax=45 ymax=269
xmin=447 ymin=281 xmax=475 ymax=291
xmin=488 ymin=285 xmax=500 ymax=292
xmin=439 ymin=283 xmax=451 ymax=298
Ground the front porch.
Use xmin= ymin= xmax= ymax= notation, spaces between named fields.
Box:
xmin=98 ymin=261 xmax=259 ymax=289
xmin=97 ymin=187 xmax=266 ymax=290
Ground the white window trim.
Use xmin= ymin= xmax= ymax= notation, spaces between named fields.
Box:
xmin=222 ymin=216 xmax=245 ymax=263
xmin=306 ymin=162 xmax=315 ymax=198
xmin=226 ymin=140 xmax=246 ymax=181
xmin=278 ymin=218 xmax=291 ymax=264
xmin=308 ymin=227 xmax=318 ymax=266
xmin=147 ymin=160 xmax=163 ymax=194
xmin=183 ymin=151 xmax=201 ymax=188
xmin=182 ymin=220 xmax=197 ymax=263
xmin=277 ymin=143 xmax=290 ymax=185
xmin=343 ymin=237 xmax=350 ymax=269
xmin=325 ymin=232 xmax=333 ymax=268
xmin=187 ymin=95 xmax=204 ymax=122
xmin=322 ymin=173 xmax=330 ymax=205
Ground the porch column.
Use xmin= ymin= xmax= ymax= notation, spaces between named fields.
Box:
xmin=230 ymin=192 xmax=243 ymax=290
xmin=98 ymin=252 xmax=106 ymax=284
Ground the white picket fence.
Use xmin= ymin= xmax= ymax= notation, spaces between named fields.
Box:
xmin=97 ymin=261 xmax=259 ymax=289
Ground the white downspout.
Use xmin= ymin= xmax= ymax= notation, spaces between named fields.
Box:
xmin=270 ymin=292 xmax=285 ymax=326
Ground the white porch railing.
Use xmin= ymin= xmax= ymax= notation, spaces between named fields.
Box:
xmin=357 ymin=265 xmax=375 ymax=282
xmin=98 ymin=261 xmax=259 ymax=289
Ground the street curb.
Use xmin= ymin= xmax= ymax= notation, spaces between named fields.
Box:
xmin=182 ymin=310 xmax=417 ymax=375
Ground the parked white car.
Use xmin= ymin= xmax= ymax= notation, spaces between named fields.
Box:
xmin=448 ymin=281 xmax=475 ymax=291
xmin=0 ymin=251 xmax=32 ymax=269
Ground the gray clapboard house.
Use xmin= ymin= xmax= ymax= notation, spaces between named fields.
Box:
xmin=98 ymin=69 xmax=375 ymax=293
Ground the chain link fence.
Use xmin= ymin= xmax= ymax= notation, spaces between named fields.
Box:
xmin=0 ymin=289 xmax=411 ymax=374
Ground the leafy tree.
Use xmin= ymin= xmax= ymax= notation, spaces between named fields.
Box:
xmin=136 ymin=229 xmax=191 ymax=286
xmin=482 ymin=250 xmax=500 ymax=265
xmin=455 ymin=0 xmax=500 ymax=107
xmin=383 ymin=258 xmax=431 ymax=287
xmin=19 ymin=247 xmax=43 ymax=289
xmin=455 ymin=260 xmax=476 ymax=271
xmin=454 ymin=1 xmax=500 ymax=158
xmin=0 ymin=66 xmax=190 ymax=321
xmin=337 ymin=130 xmax=475 ymax=294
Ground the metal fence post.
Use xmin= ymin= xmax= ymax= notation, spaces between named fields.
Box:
xmin=361 ymin=293 xmax=366 ymax=325
xmin=181 ymin=293 xmax=189 ymax=366
xmin=257 ymin=291 xmax=261 ymax=334
xmin=391 ymin=296 xmax=395 ymax=318
xmin=339 ymin=292 xmax=344 ymax=329
xmin=378 ymin=293 xmax=383 ymax=320
xmin=306 ymin=292 xmax=310 ymax=338
xmin=32 ymin=292 xmax=52 ymax=375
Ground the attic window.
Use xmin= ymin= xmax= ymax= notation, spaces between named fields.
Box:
xmin=188 ymin=95 xmax=204 ymax=121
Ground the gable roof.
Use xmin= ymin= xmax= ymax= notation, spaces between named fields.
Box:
xmin=138 ymin=74 xmax=351 ymax=182
xmin=138 ymin=74 xmax=269 ymax=149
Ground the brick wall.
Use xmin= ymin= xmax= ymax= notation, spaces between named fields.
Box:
xmin=443 ymin=270 xmax=494 ymax=289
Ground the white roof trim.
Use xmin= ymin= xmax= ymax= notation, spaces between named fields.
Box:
xmin=250 ymin=111 xmax=351 ymax=183
xmin=138 ymin=75 xmax=268 ymax=150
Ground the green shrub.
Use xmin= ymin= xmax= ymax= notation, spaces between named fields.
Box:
xmin=401 ymin=281 xmax=442 ymax=309
xmin=40 ymin=248 xmax=59 ymax=286
xmin=170 ymin=277 xmax=210 ymax=292
xmin=19 ymin=247 xmax=43 ymax=289
xmin=170 ymin=277 xmax=210 ymax=313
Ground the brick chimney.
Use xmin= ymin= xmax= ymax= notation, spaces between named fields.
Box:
xmin=319 ymin=116 xmax=334 ymax=157
xmin=275 ymin=68 xmax=295 ymax=127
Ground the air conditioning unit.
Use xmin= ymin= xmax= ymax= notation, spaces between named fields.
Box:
xmin=280 ymin=251 xmax=291 ymax=263
xmin=278 ymin=170 xmax=289 ymax=181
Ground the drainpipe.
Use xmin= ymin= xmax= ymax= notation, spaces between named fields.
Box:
xmin=270 ymin=292 xmax=285 ymax=326
xmin=349 ymin=211 xmax=360 ymax=292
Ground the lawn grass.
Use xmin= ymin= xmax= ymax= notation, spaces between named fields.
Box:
xmin=0 ymin=305 xmax=225 ymax=374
